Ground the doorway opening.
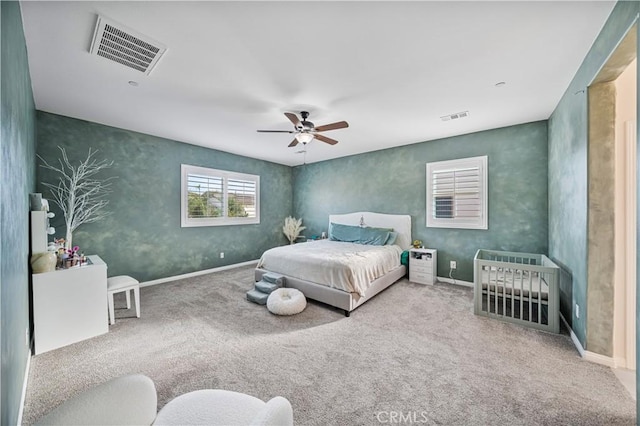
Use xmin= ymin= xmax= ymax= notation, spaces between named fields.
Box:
xmin=586 ymin=22 xmax=637 ymax=396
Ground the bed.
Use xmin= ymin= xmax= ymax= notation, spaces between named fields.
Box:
xmin=255 ymin=212 xmax=411 ymax=316
xmin=473 ymin=249 xmax=560 ymax=333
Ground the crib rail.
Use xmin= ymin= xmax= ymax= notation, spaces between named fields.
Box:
xmin=474 ymin=249 xmax=560 ymax=333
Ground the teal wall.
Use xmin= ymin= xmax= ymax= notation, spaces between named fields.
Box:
xmin=11 ymin=0 xmax=640 ymax=419
xmin=36 ymin=112 xmax=293 ymax=282
xmin=1 ymin=2 xmax=37 ymax=424
xmin=548 ymin=1 xmax=639 ymax=349
xmin=637 ymin=14 xmax=640 ymax=421
xmin=293 ymin=121 xmax=549 ymax=282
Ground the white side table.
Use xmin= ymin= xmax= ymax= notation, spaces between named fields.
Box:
xmin=32 ymin=255 xmax=108 ymax=354
xmin=409 ymin=248 xmax=437 ymax=285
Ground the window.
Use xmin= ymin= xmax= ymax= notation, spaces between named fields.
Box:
xmin=181 ymin=164 xmax=259 ymax=227
xmin=426 ymin=156 xmax=487 ymax=230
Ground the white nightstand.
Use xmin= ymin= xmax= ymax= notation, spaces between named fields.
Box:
xmin=409 ymin=248 xmax=437 ymax=285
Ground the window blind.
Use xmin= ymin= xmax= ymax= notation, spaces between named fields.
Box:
xmin=227 ymin=178 xmax=257 ymax=218
xmin=187 ymin=173 xmax=223 ymax=218
xmin=181 ymin=164 xmax=260 ymax=227
xmin=432 ymin=166 xmax=481 ymax=219
xmin=426 ymin=156 xmax=487 ymax=230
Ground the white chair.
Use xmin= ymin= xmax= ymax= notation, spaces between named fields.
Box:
xmin=107 ymin=275 xmax=140 ymax=325
xmin=34 ymin=374 xmax=157 ymax=426
xmin=34 ymin=374 xmax=294 ymax=426
xmin=153 ymin=389 xmax=294 ymax=425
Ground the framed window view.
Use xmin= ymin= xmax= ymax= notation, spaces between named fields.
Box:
xmin=181 ymin=164 xmax=260 ymax=227
xmin=426 ymin=155 xmax=488 ymax=230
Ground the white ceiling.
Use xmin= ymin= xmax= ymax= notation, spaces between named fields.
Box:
xmin=20 ymin=1 xmax=615 ymax=166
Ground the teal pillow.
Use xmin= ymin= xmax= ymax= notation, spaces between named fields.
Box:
xmin=330 ymin=223 xmax=392 ymax=246
xmin=359 ymin=227 xmax=391 ymax=246
xmin=385 ymin=231 xmax=398 ymax=245
xmin=329 ymin=223 xmax=362 ymax=242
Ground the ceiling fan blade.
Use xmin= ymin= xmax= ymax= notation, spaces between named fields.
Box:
xmin=314 ymin=134 xmax=339 ymax=145
xmin=288 ymin=138 xmax=299 ymax=147
xmin=257 ymin=130 xmax=294 ymax=133
xmin=314 ymin=121 xmax=349 ymax=132
xmin=284 ymin=112 xmax=300 ymax=127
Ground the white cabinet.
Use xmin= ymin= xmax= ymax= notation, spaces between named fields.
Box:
xmin=32 ymin=255 xmax=108 ymax=354
xmin=409 ymin=248 xmax=437 ymax=285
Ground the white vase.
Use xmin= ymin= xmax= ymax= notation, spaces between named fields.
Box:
xmin=31 ymin=252 xmax=57 ymax=274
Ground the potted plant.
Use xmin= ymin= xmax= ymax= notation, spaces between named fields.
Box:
xmin=283 ymin=216 xmax=306 ymax=244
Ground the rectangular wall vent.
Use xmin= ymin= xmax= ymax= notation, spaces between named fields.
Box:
xmin=441 ymin=111 xmax=470 ymax=122
xmin=89 ymin=15 xmax=166 ymax=75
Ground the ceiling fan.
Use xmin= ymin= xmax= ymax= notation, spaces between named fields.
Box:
xmin=257 ymin=111 xmax=349 ymax=147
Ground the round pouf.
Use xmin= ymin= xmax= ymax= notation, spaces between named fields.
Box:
xmin=267 ymin=288 xmax=306 ymax=315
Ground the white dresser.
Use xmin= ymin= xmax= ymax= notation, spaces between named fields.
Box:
xmin=32 ymin=255 xmax=108 ymax=354
xmin=409 ymin=248 xmax=437 ymax=285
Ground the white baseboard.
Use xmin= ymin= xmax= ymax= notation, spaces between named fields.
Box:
xmin=144 ymin=264 xmax=471 ymax=289
xmin=560 ymin=313 xmax=585 ymax=358
xmin=17 ymin=350 xmax=31 ymax=426
xmin=559 ymin=312 xmax=627 ymax=368
xmin=613 ymin=357 xmax=628 ymax=369
xmin=436 ymin=276 xmax=474 ymax=288
xmin=583 ymin=351 xmax=623 ymax=368
xmin=140 ymin=260 xmax=259 ymax=288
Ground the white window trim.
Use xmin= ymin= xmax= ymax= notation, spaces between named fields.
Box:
xmin=181 ymin=164 xmax=260 ymax=227
xmin=426 ymin=155 xmax=488 ymax=230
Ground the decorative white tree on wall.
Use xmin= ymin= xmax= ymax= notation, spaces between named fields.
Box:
xmin=38 ymin=147 xmax=115 ymax=249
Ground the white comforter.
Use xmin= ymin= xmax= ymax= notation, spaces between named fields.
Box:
xmin=257 ymin=240 xmax=403 ymax=296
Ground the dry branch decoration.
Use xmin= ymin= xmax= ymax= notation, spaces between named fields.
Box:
xmin=283 ymin=216 xmax=306 ymax=244
xmin=38 ymin=147 xmax=115 ymax=249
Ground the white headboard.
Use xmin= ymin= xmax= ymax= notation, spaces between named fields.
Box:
xmin=328 ymin=212 xmax=412 ymax=250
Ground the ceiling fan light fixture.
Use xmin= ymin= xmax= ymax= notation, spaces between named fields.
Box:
xmin=295 ymin=132 xmax=314 ymax=144
xmin=257 ymin=111 xmax=347 ymax=147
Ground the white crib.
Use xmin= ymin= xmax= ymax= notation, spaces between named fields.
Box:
xmin=474 ymin=249 xmax=560 ymax=333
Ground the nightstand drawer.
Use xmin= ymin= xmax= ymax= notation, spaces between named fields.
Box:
xmin=409 ymin=268 xmax=432 ymax=278
xmin=409 ymin=271 xmax=434 ymax=285
xmin=410 ymin=263 xmax=433 ymax=273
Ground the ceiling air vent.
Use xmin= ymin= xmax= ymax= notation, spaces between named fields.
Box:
xmin=89 ymin=15 xmax=166 ymax=75
xmin=441 ymin=111 xmax=470 ymax=122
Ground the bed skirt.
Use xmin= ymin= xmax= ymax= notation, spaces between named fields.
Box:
xmin=255 ymin=265 xmax=406 ymax=316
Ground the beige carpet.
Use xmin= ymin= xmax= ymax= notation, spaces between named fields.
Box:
xmin=23 ymin=265 xmax=635 ymax=425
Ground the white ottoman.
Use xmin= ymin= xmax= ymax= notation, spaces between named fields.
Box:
xmin=267 ymin=288 xmax=306 ymax=315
